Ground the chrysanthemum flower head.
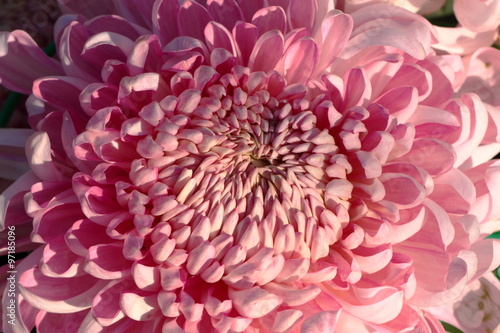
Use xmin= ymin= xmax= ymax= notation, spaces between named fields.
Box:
xmin=0 ymin=0 xmax=499 ymax=332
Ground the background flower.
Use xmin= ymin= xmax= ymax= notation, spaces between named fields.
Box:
xmin=0 ymin=0 xmax=499 ymax=332
xmin=337 ymin=0 xmax=500 ymax=54
xmin=430 ymin=272 xmax=500 ymax=333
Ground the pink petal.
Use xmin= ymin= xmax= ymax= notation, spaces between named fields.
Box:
xmin=120 ymin=292 xmax=159 ymax=321
xmin=280 ymin=38 xmax=319 ymax=84
xmin=248 ymin=30 xmax=284 ymax=72
xmin=430 ymin=168 xmax=476 ymax=214
xmin=454 ymin=0 xmax=500 ymax=32
xmin=300 ymin=311 xmax=340 ymax=333
xmin=272 ymin=309 xmax=303 ymax=332
xmin=312 ymin=11 xmax=353 ymax=78
xmin=229 ymin=286 xmax=282 ymax=318
xmin=0 ymin=31 xmax=63 ymax=94
xmin=25 ymin=132 xmax=65 ymax=182
xmin=433 ymin=26 xmax=498 ymax=55
xmin=396 ymin=138 xmax=456 ymax=176
xmin=345 ymin=4 xmax=436 ymax=60
xmin=20 ymin=266 xmax=108 ymax=313
xmin=262 ymin=282 xmax=321 ymax=307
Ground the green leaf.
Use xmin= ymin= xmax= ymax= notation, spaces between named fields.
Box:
xmin=441 ymin=321 xmax=464 ymax=333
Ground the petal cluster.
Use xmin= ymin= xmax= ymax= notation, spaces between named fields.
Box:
xmin=0 ymin=1 xmax=499 ymax=332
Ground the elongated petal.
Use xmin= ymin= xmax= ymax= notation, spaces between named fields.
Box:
xmin=0 ymin=31 xmax=63 ymax=94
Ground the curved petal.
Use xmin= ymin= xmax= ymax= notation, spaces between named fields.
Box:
xmin=57 ymin=0 xmax=116 ymax=17
xmin=20 ymin=266 xmax=108 ymax=313
xmin=0 ymin=31 xmax=63 ymax=94
xmin=248 ymin=30 xmax=284 ymax=72
xmin=345 ymin=4 xmax=437 ymax=60
xmin=454 ymin=0 xmax=500 ymax=32
xmin=433 ymin=26 xmax=498 ymax=56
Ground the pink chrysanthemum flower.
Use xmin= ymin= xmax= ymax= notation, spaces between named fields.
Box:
xmin=1 ymin=0 xmax=500 ymax=332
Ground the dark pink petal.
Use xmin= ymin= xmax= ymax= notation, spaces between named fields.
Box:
xmin=287 ymin=0 xmax=317 ymax=33
xmin=380 ymin=173 xmax=426 ymax=209
xmin=33 ymin=77 xmax=88 ymax=112
xmin=375 ymin=86 xmax=418 ymax=123
xmin=57 ymin=0 xmax=116 ymax=17
xmin=251 ymin=6 xmax=287 ymax=36
xmin=342 ymin=68 xmax=371 ymax=111
xmin=36 ymin=310 xmax=89 ymax=332
xmin=417 ymin=58 xmax=454 ymax=107
xmin=113 ymin=0 xmax=156 ymax=30
xmin=207 ymin=0 xmax=244 ymax=30
xmin=178 ymin=1 xmax=212 ymax=41
xmin=92 ymin=279 xmax=134 ymax=326
xmin=152 ymin=0 xmax=180 ymax=44
xmin=82 ymin=32 xmax=135 ymax=68
xmin=0 ymin=171 xmax=38 ymax=231
xmin=84 ymin=243 xmax=132 ymax=279
xmin=65 ymin=219 xmax=114 ymax=256
xmin=40 ymin=236 xmax=84 ymax=278
xmin=127 ymin=35 xmax=163 ymax=75
xmin=204 ymin=22 xmax=238 ymax=56
xmin=238 ymin=0 xmax=265 ymax=21
xmin=0 ymin=129 xmax=32 ymax=181
xmin=451 ymin=94 xmax=489 ymax=167
xmin=232 ymin=22 xmax=259 ymax=66
xmin=383 ymin=64 xmax=432 ymax=101
xmin=0 ymin=31 xmax=63 ymax=94
xmin=58 ymin=21 xmax=102 ymax=81
xmin=84 ymin=15 xmax=150 ymax=41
